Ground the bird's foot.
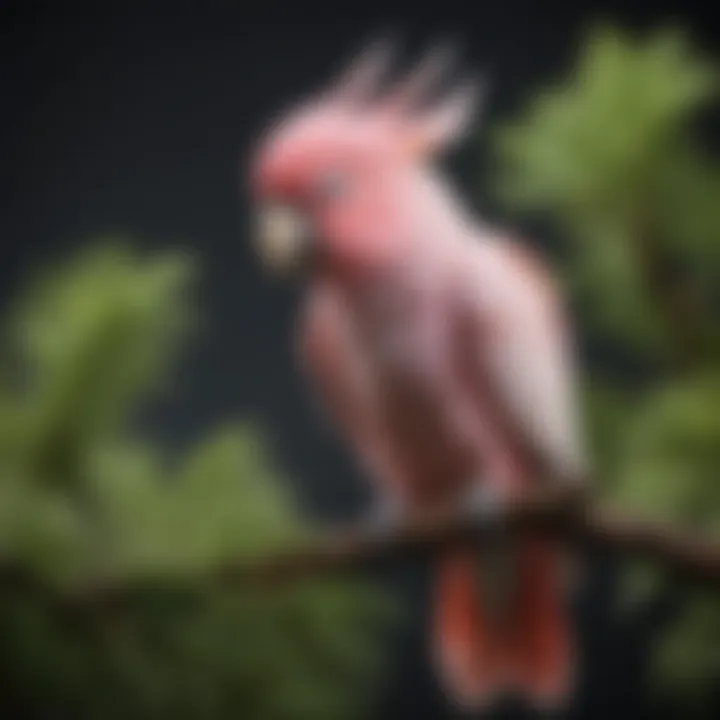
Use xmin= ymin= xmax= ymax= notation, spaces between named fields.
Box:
xmin=463 ymin=482 xmax=506 ymax=531
xmin=362 ymin=495 xmax=405 ymax=540
xmin=463 ymin=482 xmax=516 ymax=598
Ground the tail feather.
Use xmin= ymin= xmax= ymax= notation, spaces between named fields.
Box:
xmin=434 ymin=540 xmax=574 ymax=711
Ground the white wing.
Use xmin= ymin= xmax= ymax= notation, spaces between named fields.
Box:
xmin=469 ymin=238 xmax=588 ymax=484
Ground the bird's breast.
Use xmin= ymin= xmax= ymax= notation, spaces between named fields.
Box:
xmin=350 ymin=289 xmax=477 ymax=506
xmin=354 ymin=281 xmax=435 ymax=381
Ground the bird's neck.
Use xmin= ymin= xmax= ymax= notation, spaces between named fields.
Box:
xmin=316 ymin=167 xmax=481 ymax=306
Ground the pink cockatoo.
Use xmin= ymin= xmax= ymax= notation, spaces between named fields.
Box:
xmin=248 ymin=40 xmax=588 ymax=711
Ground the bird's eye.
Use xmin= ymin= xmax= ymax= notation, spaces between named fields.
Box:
xmin=313 ymin=171 xmax=351 ymax=202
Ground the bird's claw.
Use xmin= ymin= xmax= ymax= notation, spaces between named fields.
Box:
xmin=464 ymin=482 xmax=505 ymax=531
xmin=464 ymin=481 xmax=515 ymax=599
xmin=362 ymin=496 xmax=404 ymax=539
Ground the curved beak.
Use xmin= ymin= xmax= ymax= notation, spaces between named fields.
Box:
xmin=253 ymin=204 xmax=316 ymax=277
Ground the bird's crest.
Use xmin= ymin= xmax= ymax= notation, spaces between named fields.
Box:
xmin=318 ymin=35 xmax=486 ymax=155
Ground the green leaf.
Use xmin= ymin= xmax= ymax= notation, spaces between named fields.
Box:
xmin=0 ymin=241 xmax=395 ymax=720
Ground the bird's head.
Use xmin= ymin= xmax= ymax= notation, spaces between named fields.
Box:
xmin=248 ymin=38 xmax=483 ymax=279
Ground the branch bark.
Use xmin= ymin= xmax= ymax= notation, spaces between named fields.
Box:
xmin=218 ymin=488 xmax=720 ymax=590
xmin=4 ymin=488 xmax=715 ymax=607
xmin=634 ymin=213 xmax=706 ymax=370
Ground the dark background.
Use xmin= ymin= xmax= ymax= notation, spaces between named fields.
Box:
xmin=1 ymin=2 xmax=717 ymax=718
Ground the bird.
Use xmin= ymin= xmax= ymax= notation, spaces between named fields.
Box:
xmin=247 ymin=36 xmax=589 ymax=713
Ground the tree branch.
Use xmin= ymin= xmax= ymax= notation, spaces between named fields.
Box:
xmin=634 ymin=213 xmax=706 ymax=370
xmin=218 ymin=488 xmax=720 ymax=590
xmin=3 ymin=488 xmax=715 ymax=608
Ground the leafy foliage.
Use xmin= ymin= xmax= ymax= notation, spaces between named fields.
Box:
xmin=0 ymin=244 xmax=393 ymax=719
xmin=495 ymin=24 xmax=719 ymax=360
xmin=492 ymin=23 xmax=720 ymax=711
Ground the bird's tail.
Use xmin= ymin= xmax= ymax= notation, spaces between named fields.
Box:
xmin=433 ymin=538 xmax=574 ymax=711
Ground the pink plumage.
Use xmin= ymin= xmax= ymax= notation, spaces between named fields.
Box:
xmin=249 ymin=39 xmax=588 ymax=710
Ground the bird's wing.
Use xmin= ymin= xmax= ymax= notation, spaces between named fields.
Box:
xmin=297 ymin=281 xmax=394 ymax=485
xmin=460 ymin=238 xmax=588 ymax=485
